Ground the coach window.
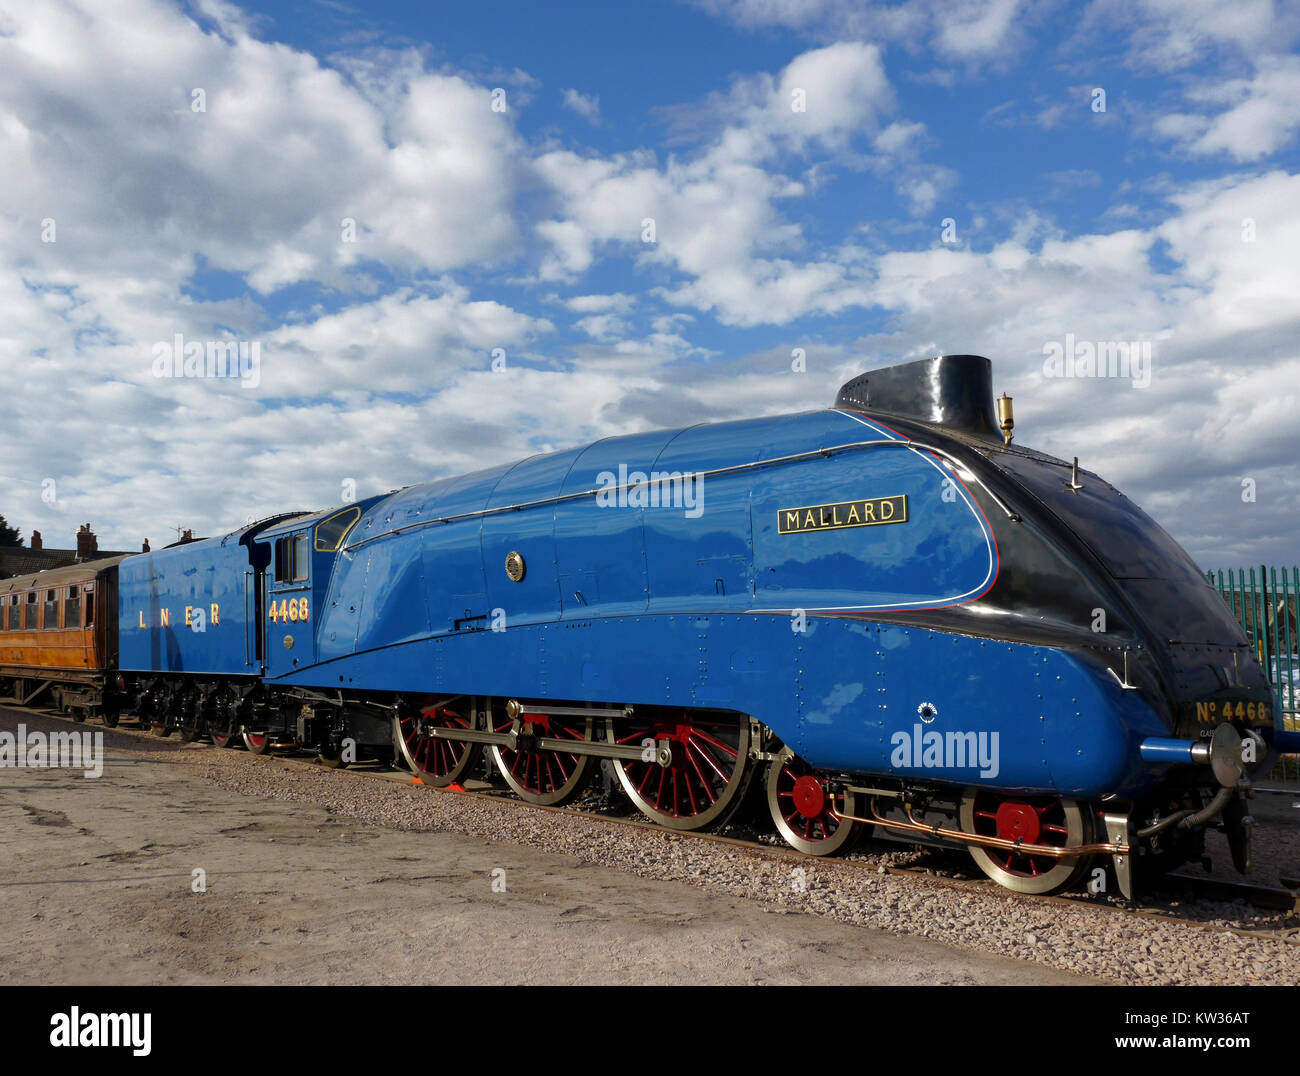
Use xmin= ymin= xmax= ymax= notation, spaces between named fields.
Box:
xmin=43 ymin=589 xmax=59 ymax=629
xmin=24 ymin=592 xmax=37 ymax=629
xmin=314 ymin=506 xmax=360 ymax=552
xmin=85 ymin=584 xmax=94 ymax=627
xmin=0 ymin=596 xmax=9 ymax=631
xmin=65 ymin=585 xmax=82 ymax=628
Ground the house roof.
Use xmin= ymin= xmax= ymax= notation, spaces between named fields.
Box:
xmin=0 ymin=546 xmax=132 ymax=580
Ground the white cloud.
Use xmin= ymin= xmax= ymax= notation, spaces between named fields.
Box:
xmin=934 ymin=0 xmax=1023 ymax=59
xmin=1180 ymin=58 xmax=1300 ymax=161
xmin=0 ymin=0 xmax=525 ymax=295
xmin=689 ymin=0 xmax=1029 ymax=61
xmin=573 ymin=313 xmax=629 ymax=340
xmin=532 ymin=43 xmax=925 ymax=325
xmin=262 ymin=286 xmax=552 ymax=398
xmin=2 ymin=0 xmax=1296 ymax=571
xmin=561 ymin=88 xmax=601 ymax=123
xmin=1078 ymin=0 xmax=1292 ymax=73
xmin=565 ymin=293 xmax=637 ymax=314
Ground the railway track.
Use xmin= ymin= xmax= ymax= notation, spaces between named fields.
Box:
xmin=10 ymin=703 xmax=1297 ymax=940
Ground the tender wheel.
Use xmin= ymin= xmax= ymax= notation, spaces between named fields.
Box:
xmin=316 ymin=745 xmax=351 ymax=769
xmin=489 ymin=702 xmax=593 ymax=806
xmin=176 ymin=706 xmax=204 ymax=743
xmin=101 ymin=709 xmax=120 ymax=729
xmin=210 ymin=715 xmax=238 ymax=748
xmin=766 ymin=751 xmax=861 ymax=856
xmin=608 ymin=709 xmax=752 ymax=831
xmin=242 ymin=729 xmax=275 ymax=755
xmin=396 ymin=702 xmax=481 ymax=787
xmin=960 ymin=791 xmax=1094 ymax=895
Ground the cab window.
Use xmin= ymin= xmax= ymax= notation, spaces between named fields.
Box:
xmin=292 ymin=534 xmax=309 ymax=580
xmin=314 ymin=506 xmax=361 ymax=552
xmin=274 ymin=536 xmax=291 ymax=583
xmin=274 ymin=534 xmax=310 ymax=583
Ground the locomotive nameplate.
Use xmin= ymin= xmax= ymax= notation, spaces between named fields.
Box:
xmin=777 ymin=495 xmax=907 ymax=534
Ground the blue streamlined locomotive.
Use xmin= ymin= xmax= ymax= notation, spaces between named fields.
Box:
xmin=109 ymin=355 xmax=1294 ymax=895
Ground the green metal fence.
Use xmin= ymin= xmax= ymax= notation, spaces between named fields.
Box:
xmin=1208 ymin=566 xmax=1299 ymax=788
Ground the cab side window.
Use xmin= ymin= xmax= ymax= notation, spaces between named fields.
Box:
xmin=274 ymin=536 xmax=292 ymax=583
xmin=274 ymin=534 xmax=311 ymax=583
xmin=292 ymin=533 xmax=309 ymax=581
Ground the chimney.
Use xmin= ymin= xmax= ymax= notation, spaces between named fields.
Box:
xmin=76 ymin=523 xmax=98 ymax=559
xmin=30 ymin=530 xmax=42 ymax=550
xmin=181 ymin=529 xmax=194 ymax=543
xmin=142 ymin=539 xmax=151 ymax=553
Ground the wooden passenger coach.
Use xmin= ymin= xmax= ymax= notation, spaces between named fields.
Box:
xmin=0 ymin=556 xmax=126 ymax=714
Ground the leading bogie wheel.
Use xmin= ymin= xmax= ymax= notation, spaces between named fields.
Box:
xmin=959 ymin=791 xmax=1094 ymax=895
xmin=766 ymin=750 xmax=862 ymax=856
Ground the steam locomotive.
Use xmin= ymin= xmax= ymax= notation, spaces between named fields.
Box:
xmin=2 ymin=354 xmax=1290 ymax=896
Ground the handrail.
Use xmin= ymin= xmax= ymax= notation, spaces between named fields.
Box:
xmin=342 ymin=438 xmax=1020 ymax=554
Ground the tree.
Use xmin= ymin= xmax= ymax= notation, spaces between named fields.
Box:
xmin=0 ymin=515 xmax=24 ymax=547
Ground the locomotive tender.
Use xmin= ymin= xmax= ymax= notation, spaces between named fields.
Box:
xmin=2 ymin=354 xmax=1291 ymax=896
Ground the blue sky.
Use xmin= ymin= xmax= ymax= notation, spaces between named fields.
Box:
xmin=1 ymin=0 xmax=1297 ymax=564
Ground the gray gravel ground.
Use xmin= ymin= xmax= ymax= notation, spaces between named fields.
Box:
xmin=0 ymin=709 xmax=1092 ymax=985
xmin=6 ymin=709 xmax=1299 ymax=985
xmin=168 ymin=734 xmax=1300 ymax=986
